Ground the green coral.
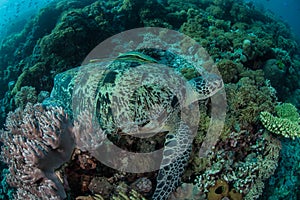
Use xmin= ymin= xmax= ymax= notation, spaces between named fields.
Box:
xmin=225 ymin=76 xmax=276 ymax=129
xmin=260 ymin=103 xmax=300 ymax=139
xmin=216 ymin=59 xmax=244 ymax=83
xmin=14 ymin=86 xmax=37 ymax=109
xmin=0 ymin=169 xmax=15 ymax=199
xmin=275 ymin=103 xmax=300 ymax=122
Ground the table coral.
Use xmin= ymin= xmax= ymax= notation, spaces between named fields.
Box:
xmin=260 ymin=112 xmax=300 ymax=139
xmin=260 ymin=103 xmax=300 ymax=139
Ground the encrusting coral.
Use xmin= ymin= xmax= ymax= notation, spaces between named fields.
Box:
xmin=207 ymin=179 xmax=243 ymax=200
xmin=207 ymin=179 xmax=229 ymax=200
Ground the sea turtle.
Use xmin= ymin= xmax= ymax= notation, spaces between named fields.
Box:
xmin=43 ymin=49 xmax=223 ymax=199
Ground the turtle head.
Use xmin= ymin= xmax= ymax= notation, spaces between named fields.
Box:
xmin=187 ymin=72 xmax=223 ymax=101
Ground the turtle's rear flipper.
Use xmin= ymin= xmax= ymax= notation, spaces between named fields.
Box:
xmin=152 ymin=121 xmax=193 ymax=200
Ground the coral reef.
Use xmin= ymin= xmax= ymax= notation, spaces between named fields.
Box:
xmin=180 ymin=0 xmax=300 ymax=105
xmin=0 ymin=0 xmax=124 ymax=126
xmin=262 ymin=138 xmax=300 ymax=200
xmin=193 ymin=130 xmax=281 ymax=200
xmin=0 ymin=0 xmax=97 ymax=96
xmin=0 ymin=0 xmax=300 ymax=199
xmin=43 ymin=39 xmax=224 ymax=200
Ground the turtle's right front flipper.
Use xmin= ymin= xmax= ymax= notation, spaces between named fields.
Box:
xmin=152 ymin=121 xmax=193 ymax=200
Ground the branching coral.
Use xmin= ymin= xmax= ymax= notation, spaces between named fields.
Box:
xmin=193 ymin=129 xmax=281 ymax=200
xmin=14 ymin=86 xmax=37 ymax=109
xmin=260 ymin=103 xmax=300 ymax=139
xmin=225 ymin=76 xmax=276 ymax=130
xmin=0 ymin=103 xmax=74 ymax=199
xmin=260 ymin=112 xmax=300 ymax=139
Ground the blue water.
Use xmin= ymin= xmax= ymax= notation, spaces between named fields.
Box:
xmin=0 ymin=0 xmax=54 ymax=41
xmin=246 ymin=0 xmax=300 ymax=41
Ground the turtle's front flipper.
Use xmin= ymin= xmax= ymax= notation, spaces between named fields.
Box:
xmin=152 ymin=121 xmax=193 ymax=200
xmin=42 ymin=67 xmax=79 ymax=113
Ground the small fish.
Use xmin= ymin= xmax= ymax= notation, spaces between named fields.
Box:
xmin=89 ymin=58 xmax=110 ymax=63
xmin=117 ymin=51 xmax=158 ymax=63
xmin=89 ymin=51 xmax=158 ymax=64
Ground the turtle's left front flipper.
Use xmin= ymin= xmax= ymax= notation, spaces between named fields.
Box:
xmin=152 ymin=121 xmax=193 ymax=200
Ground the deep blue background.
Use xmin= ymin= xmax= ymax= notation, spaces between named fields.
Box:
xmin=247 ymin=0 xmax=300 ymax=42
xmin=0 ymin=0 xmax=54 ymax=41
